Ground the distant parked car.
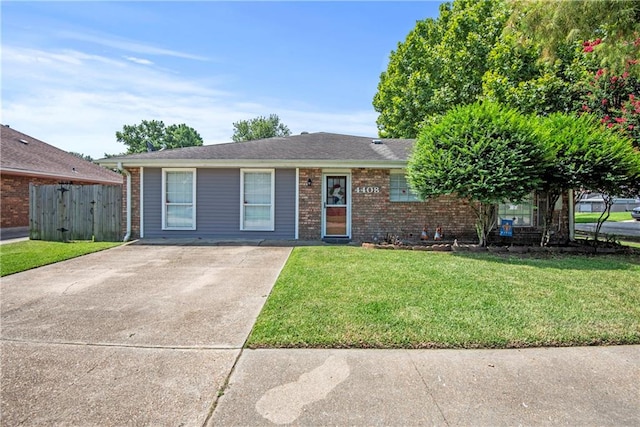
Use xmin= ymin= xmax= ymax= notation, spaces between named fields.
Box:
xmin=632 ymin=207 xmax=640 ymax=220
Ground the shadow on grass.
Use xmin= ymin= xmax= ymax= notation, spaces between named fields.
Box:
xmin=448 ymin=250 xmax=640 ymax=271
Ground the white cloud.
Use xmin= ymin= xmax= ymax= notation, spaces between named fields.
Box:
xmin=2 ymin=45 xmax=379 ymax=159
xmin=58 ymin=30 xmax=210 ymax=61
xmin=124 ymin=56 xmax=153 ymax=66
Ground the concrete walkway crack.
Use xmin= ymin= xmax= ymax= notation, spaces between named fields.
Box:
xmin=406 ymin=350 xmax=450 ymax=426
xmin=202 ymin=347 xmax=245 ymax=426
xmin=0 ymin=337 xmax=240 ymax=351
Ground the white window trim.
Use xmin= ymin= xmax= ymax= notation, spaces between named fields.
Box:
xmin=240 ymin=168 xmax=275 ymax=231
xmin=390 ymin=170 xmax=420 ymax=202
xmin=497 ymin=193 xmax=535 ymax=228
xmin=162 ymin=168 xmax=196 ymax=230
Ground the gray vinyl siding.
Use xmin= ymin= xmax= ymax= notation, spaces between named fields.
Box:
xmin=142 ymin=168 xmax=296 ymax=239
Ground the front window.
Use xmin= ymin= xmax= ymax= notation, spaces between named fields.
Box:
xmin=390 ymin=172 xmax=420 ymax=202
xmin=498 ymin=194 xmax=534 ymax=226
xmin=241 ymin=169 xmax=274 ymax=231
xmin=163 ymin=169 xmax=196 ymax=230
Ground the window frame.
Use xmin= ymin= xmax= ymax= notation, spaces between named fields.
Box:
xmin=497 ymin=193 xmax=535 ymax=227
xmin=162 ymin=168 xmax=197 ymax=231
xmin=389 ymin=171 xmax=420 ymax=202
xmin=240 ymin=168 xmax=275 ymax=231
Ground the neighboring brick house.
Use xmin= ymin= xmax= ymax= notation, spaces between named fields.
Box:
xmin=1 ymin=125 xmax=123 ymax=229
xmin=98 ymin=132 xmax=570 ymax=244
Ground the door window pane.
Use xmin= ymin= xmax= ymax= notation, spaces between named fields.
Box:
xmin=326 ymin=176 xmax=346 ymax=206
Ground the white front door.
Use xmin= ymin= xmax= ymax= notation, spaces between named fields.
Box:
xmin=323 ymin=174 xmax=350 ymax=237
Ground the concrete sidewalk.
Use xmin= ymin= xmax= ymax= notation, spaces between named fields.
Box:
xmin=575 ymin=220 xmax=640 ymax=238
xmin=212 ymin=346 xmax=640 ymax=426
xmin=3 ymin=243 xmax=639 ymax=425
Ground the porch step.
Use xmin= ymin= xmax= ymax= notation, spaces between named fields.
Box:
xmin=322 ymin=237 xmax=352 ymax=245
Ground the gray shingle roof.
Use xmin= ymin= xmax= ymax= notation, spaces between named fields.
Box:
xmin=1 ymin=125 xmax=122 ymax=184
xmin=99 ymin=132 xmax=415 ymax=166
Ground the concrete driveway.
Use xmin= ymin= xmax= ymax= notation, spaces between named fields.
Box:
xmin=1 ymin=244 xmax=291 ymax=426
xmin=575 ymin=219 xmax=640 ymax=238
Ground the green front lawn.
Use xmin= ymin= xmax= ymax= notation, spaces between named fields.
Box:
xmin=0 ymin=240 xmax=122 ymax=276
xmin=248 ymin=247 xmax=640 ymax=349
xmin=575 ymin=212 xmax=632 ymax=223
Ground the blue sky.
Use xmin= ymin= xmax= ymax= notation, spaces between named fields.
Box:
xmin=2 ymin=1 xmax=443 ymax=158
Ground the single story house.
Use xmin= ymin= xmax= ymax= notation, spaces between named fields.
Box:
xmin=98 ymin=132 xmax=572 ymax=244
xmin=1 ymin=125 xmax=123 ymax=229
xmin=576 ymin=194 xmax=639 ymax=213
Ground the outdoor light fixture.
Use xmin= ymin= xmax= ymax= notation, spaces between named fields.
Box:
xmin=307 ymin=178 xmax=313 ymax=186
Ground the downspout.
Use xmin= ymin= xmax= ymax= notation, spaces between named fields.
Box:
xmin=295 ymin=168 xmax=299 ymax=240
xmin=119 ymin=162 xmax=132 ymax=242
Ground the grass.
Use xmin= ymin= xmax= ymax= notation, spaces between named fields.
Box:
xmin=621 ymin=240 xmax=640 ymax=249
xmin=0 ymin=240 xmax=122 ymax=276
xmin=248 ymin=247 xmax=640 ymax=349
xmin=575 ymin=212 xmax=633 ymax=223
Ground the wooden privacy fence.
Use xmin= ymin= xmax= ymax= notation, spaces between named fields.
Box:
xmin=29 ymin=184 xmax=122 ymax=242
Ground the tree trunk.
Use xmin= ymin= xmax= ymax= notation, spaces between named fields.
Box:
xmin=540 ymin=191 xmax=561 ymax=247
xmin=473 ymin=203 xmax=497 ymax=247
xmin=593 ymin=193 xmax=614 ymax=243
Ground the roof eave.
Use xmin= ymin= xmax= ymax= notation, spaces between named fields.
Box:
xmin=0 ymin=167 xmax=123 ymax=184
xmin=97 ymin=159 xmax=409 ymax=169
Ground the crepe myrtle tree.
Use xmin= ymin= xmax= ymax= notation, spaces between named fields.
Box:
xmin=537 ymin=112 xmax=640 ymax=246
xmin=579 ymin=126 xmax=640 ymax=243
xmin=407 ymin=102 xmax=549 ymax=247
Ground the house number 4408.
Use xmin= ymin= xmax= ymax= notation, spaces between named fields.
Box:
xmin=354 ymin=186 xmax=380 ymax=194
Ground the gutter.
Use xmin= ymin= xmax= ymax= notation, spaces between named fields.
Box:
xmin=119 ymin=163 xmax=132 ymax=242
xmin=97 ymin=159 xmax=409 ymax=169
xmin=0 ymin=167 xmax=122 ymax=184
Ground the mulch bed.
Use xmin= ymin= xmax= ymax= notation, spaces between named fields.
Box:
xmin=362 ymin=240 xmax=638 ymax=255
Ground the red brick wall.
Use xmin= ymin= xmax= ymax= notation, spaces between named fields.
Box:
xmin=1 ymin=174 xmax=118 ymax=228
xmin=350 ymin=169 xmax=478 ymax=242
xmin=122 ymin=168 xmax=141 ymax=239
xmin=297 ymin=168 xmax=478 ymax=243
xmin=298 ymin=168 xmax=323 ymax=240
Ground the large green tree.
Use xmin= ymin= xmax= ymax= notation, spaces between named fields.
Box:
xmin=373 ymin=0 xmax=510 ymax=138
xmin=115 ymin=120 xmax=203 ymax=153
xmin=537 ymin=113 xmax=639 ymax=245
xmin=514 ymin=0 xmax=640 ymax=75
xmin=407 ymin=102 xmax=549 ymax=246
xmin=481 ymin=31 xmax=590 ymax=116
xmin=231 ymin=114 xmax=291 ymax=142
xmin=375 ymin=0 xmax=640 ymax=142
xmin=483 ymin=1 xmax=640 ymax=147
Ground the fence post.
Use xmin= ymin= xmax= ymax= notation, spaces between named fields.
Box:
xmin=29 ymin=183 xmax=41 ymax=240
